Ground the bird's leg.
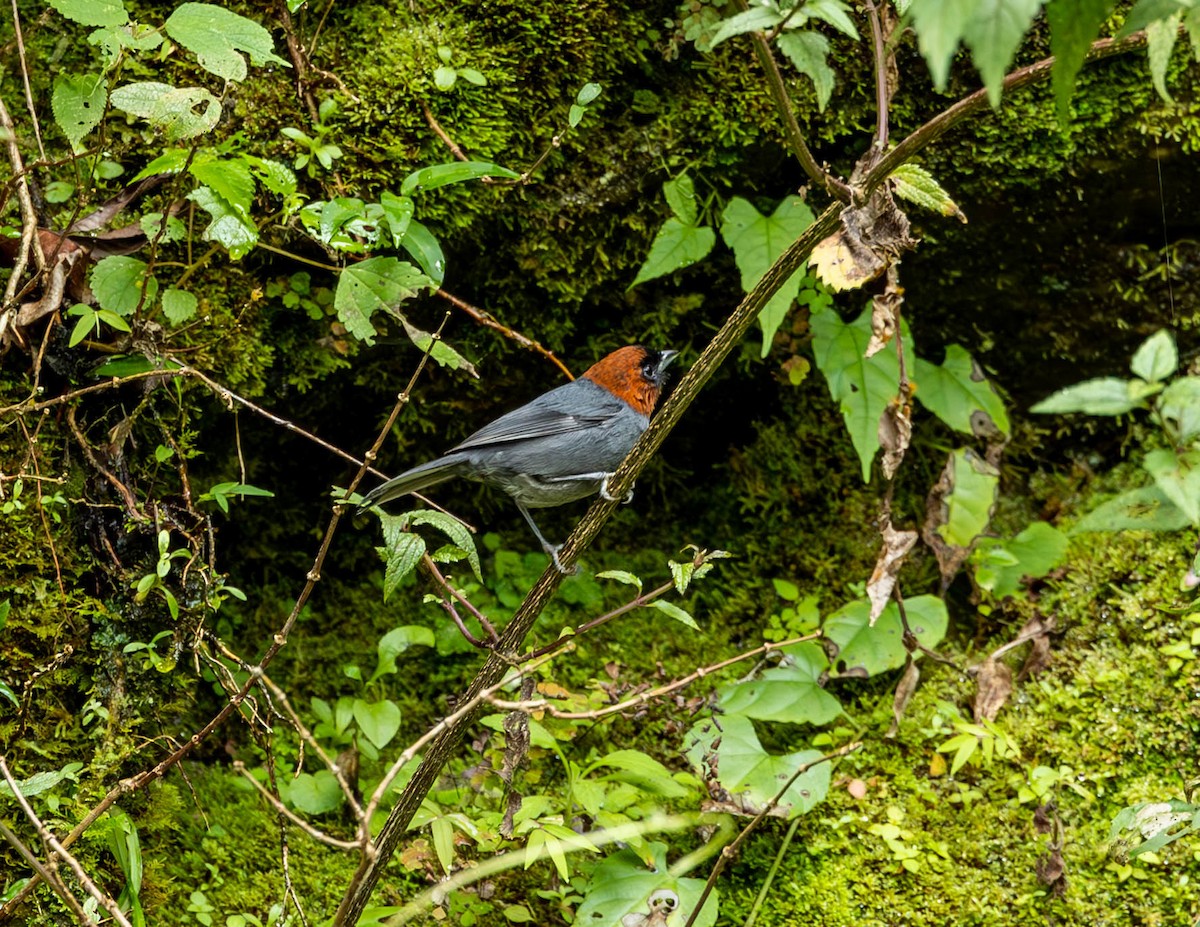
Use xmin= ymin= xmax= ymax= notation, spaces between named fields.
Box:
xmin=516 ymin=502 xmax=578 ymax=575
xmin=599 ymin=474 xmax=634 ymax=505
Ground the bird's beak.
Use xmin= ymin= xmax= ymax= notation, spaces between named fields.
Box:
xmin=656 ymin=350 xmax=679 ymax=378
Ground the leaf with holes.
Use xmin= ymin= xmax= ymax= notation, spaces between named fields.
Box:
xmin=719 ymin=642 xmax=843 ymax=725
xmin=52 ymin=73 xmax=107 ymax=151
xmin=575 ymin=843 xmax=717 ymax=927
xmin=335 ymin=257 xmax=432 ymax=344
xmin=109 ymin=82 xmax=221 ymax=141
xmin=914 ymin=345 xmax=1009 ymax=438
xmin=164 ymin=3 xmax=286 ymax=82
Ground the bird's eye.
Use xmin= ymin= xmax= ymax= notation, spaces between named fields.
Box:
xmin=641 ymin=361 xmax=656 ymax=380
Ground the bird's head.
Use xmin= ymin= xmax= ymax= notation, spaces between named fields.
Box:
xmin=583 ymin=346 xmax=679 ymax=416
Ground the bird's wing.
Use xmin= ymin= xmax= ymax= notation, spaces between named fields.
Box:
xmin=448 ymin=382 xmax=625 ymax=453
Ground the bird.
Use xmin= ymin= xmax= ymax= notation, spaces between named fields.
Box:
xmin=359 ymin=345 xmax=679 ymax=573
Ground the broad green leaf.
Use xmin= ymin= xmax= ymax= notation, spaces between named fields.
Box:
xmin=189 ymin=155 xmax=254 ymax=218
xmin=188 ymin=186 xmax=257 ymax=259
xmin=889 ymin=163 xmax=966 ymax=220
xmin=52 ymin=73 xmax=106 ymax=151
xmin=400 ymin=220 xmax=446 ymax=285
xmin=1072 ymin=485 xmax=1191 ymax=533
xmin=109 ymin=82 xmax=221 ymax=141
xmin=1143 ymin=448 xmax=1200 ymax=524
xmin=1147 ymin=14 xmax=1182 ymax=101
xmin=132 ymin=148 xmax=191 ymax=181
xmin=720 ymin=196 xmax=815 ymax=355
xmin=433 ymin=66 xmax=457 ymax=91
xmin=1158 ymin=376 xmax=1200 ymax=443
xmin=663 ymin=174 xmax=699 ymax=225
xmin=91 ymin=256 xmax=156 ymax=317
xmin=1047 ymin=0 xmax=1112 ymax=122
xmin=459 ymin=68 xmax=487 ymax=86
xmin=590 ymin=750 xmax=691 ymax=798
xmin=334 ymin=257 xmax=431 ymax=343
xmin=811 ymin=305 xmax=914 ymax=481
xmin=804 ymin=0 xmax=860 ymax=38
xmin=399 ymin=318 xmax=479 ymax=377
xmin=400 ymin=160 xmax=520 ymax=196
xmin=719 ymin=642 xmax=843 ymax=724
xmin=972 ymin=522 xmax=1070 ymax=599
xmin=908 ymin=0 xmax=975 ymax=90
xmin=0 ymin=681 xmax=17 ymax=709
xmin=575 ymin=843 xmax=717 ymax=927
xmin=68 ymin=306 xmax=98 ymax=347
xmin=1116 ymin=0 xmax=1193 ymax=38
xmin=687 ymin=714 xmax=830 ymax=817
xmin=50 ymin=0 xmax=127 ymax=26
xmin=164 ymin=3 xmax=287 ymax=82
xmin=629 ymin=219 xmax=716 ymax=287
xmin=286 ymin=771 xmax=343 ymax=815
xmin=161 ymin=288 xmax=198 ymax=325
xmin=648 ymin=599 xmax=699 ymax=629
xmin=776 ymin=31 xmax=835 ymax=111
xmin=1130 ymin=329 xmax=1178 ymax=382
xmin=823 ymin=596 xmax=948 ymax=674
xmin=913 ymin=344 xmax=1010 ymax=437
xmin=706 ymin=6 xmax=784 ymax=49
xmin=353 ymin=698 xmax=402 ymax=749
xmin=92 ymin=355 xmax=183 ymax=378
xmin=962 ymin=0 xmax=1044 ymax=106
xmin=380 ymin=192 xmax=415 ymax=247
xmin=407 ymin=509 xmax=482 ymax=581
xmin=0 ymin=763 xmax=83 ymax=799
xmin=368 ymin=625 xmax=435 ymax=686
xmin=381 ymin=532 xmax=425 ymax=602
xmin=1030 ymin=377 xmax=1147 ymax=415
xmin=246 ymin=156 xmax=297 ymax=198
xmin=938 ymin=448 xmax=999 ymax=548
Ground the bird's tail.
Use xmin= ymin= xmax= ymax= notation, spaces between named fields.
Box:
xmin=358 ymin=455 xmax=464 ymax=511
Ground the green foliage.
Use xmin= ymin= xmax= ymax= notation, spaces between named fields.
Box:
xmin=575 ymin=843 xmax=716 ymax=927
xmin=971 ymin=521 xmax=1069 ymax=599
xmin=629 ymin=175 xmax=717 ymax=287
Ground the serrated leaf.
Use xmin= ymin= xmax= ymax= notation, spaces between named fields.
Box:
xmin=574 ymin=843 xmax=717 ymax=927
xmin=189 ymin=156 xmax=254 ymax=218
xmin=776 ymin=31 xmax=835 ymax=111
xmin=1030 ymin=377 xmax=1147 ymax=415
xmin=630 ymin=219 xmax=716 ymax=288
xmin=398 ymin=318 xmax=478 ymax=377
xmin=803 ymin=0 xmax=860 ymax=39
xmin=721 ymin=196 xmax=815 ymax=355
xmin=50 ymin=0 xmax=127 ymax=26
xmin=962 ymin=0 xmax=1044 ymax=106
xmin=908 ymin=0 xmax=975 ymax=90
xmin=889 ymin=163 xmax=966 ymax=221
xmin=353 ymin=698 xmax=402 ymax=749
xmin=188 ymin=186 xmax=257 ymax=259
xmin=91 ymin=256 xmax=156 ymax=316
xmin=164 ymin=3 xmax=287 ymax=82
xmin=52 ymin=73 xmax=107 ymax=151
xmin=1116 ymin=0 xmax=1193 ymax=38
xmin=407 ymin=509 xmax=482 ymax=581
xmin=334 ymin=257 xmax=432 ymax=344
xmin=823 ymin=596 xmax=948 ymax=675
xmin=720 ymin=642 xmax=843 ymax=724
xmin=400 ymin=160 xmax=520 ymax=196
xmin=246 ymin=156 xmax=297 ymax=198
xmin=648 ymin=599 xmax=699 ymax=630
xmin=707 ymin=6 xmax=785 ymax=49
xmin=913 ymin=344 xmax=1009 ymax=437
xmin=668 ymin=560 xmax=693 ymax=595
xmin=381 ymin=533 xmax=425 ymax=601
xmin=811 ymin=305 xmax=915 ymax=482
xmin=109 ymin=82 xmax=221 ymax=141
xmin=1146 ymin=15 xmax=1182 ymax=101
xmin=161 ymin=288 xmax=198 ymax=325
xmin=937 ymin=448 xmax=999 ymax=548
xmin=663 ymin=174 xmax=698 ymax=225
xmin=1047 ymin=0 xmax=1112 ymax=122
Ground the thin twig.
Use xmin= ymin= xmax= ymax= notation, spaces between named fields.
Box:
xmin=865 ymin=0 xmax=890 ymax=150
xmin=422 ymin=102 xmax=469 ymax=161
xmin=233 ymin=761 xmax=360 ymax=850
xmin=9 ymin=0 xmax=45 ymax=162
xmin=0 ymin=820 xmax=95 ymax=924
xmin=437 ymin=290 xmax=574 ymax=380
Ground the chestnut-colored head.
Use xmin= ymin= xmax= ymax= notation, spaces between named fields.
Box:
xmin=582 ymin=346 xmax=679 ymax=416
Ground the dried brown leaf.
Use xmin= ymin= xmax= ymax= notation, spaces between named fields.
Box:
xmin=886 ymin=659 xmax=920 ymax=738
xmin=923 ymin=451 xmax=973 ymax=590
xmin=879 ymin=398 xmax=913 ymax=480
xmin=973 ymin=656 xmax=1013 ymax=722
xmin=868 ymin=519 xmax=918 ymax=623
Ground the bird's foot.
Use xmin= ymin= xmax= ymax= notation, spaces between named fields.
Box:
xmin=547 ymin=544 xmax=581 ymax=576
xmin=599 ymin=475 xmax=634 ymax=505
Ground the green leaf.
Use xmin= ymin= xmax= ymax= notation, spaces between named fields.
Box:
xmin=707 ymin=6 xmax=784 ymax=49
xmin=913 ymin=344 xmax=1010 ymax=437
xmin=459 ymin=68 xmax=487 ymax=86
xmin=52 ymin=73 xmax=107 ymax=151
xmin=188 ymin=187 xmax=257 ymax=259
xmin=1130 ymin=329 xmax=1179 ymax=383
xmin=0 ymin=599 xmax=10 ymax=632
xmin=400 ymin=220 xmax=446 ymax=285
xmin=576 ymin=82 xmax=603 ymax=105
xmin=687 ymin=714 xmax=830 ymax=817
xmin=380 ymin=192 xmax=415 ymax=247
xmin=908 ymin=0 xmax=975 ymax=90
xmin=938 ymin=448 xmax=999 ymax=548
xmin=811 ymin=305 xmax=914 ymax=481
xmin=433 ymin=66 xmax=457 ymax=90
xmin=596 ymin=569 xmax=643 ymax=592
xmin=972 ymin=522 xmax=1070 ymax=599
xmin=647 ymin=599 xmax=699 ymax=629
xmin=163 ymin=3 xmax=287 ymax=82
xmin=400 ymin=161 xmax=520 ymax=196
xmin=353 ymin=698 xmax=402 ymax=749
xmin=109 ymin=82 xmax=221 ymax=141
xmin=823 ymin=596 xmax=949 ymax=675
xmin=368 ymin=625 xmax=435 ymax=686
xmin=1147 ymin=14 xmax=1182 ymax=100
xmin=963 ymin=0 xmax=1044 ymax=106
xmin=92 ymin=355 xmax=183 ymax=378
xmin=407 ymin=509 xmax=482 ymax=581
xmin=719 ymin=641 xmax=843 ymax=724
xmin=575 ymin=843 xmax=717 ymax=927
xmin=1117 ymin=0 xmax=1193 ymax=38
xmin=889 ymin=163 xmax=966 ymax=220
xmin=590 ymin=750 xmax=691 ymax=798
xmin=161 ymin=288 xmax=198 ymax=325
xmin=629 ymin=219 xmax=716 ymax=288
xmin=68 ymin=306 xmax=98 ymax=346
xmin=720 ymin=196 xmax=815 ymax=355
xmin=776 ymin=31 xmax=835 ymax=111
xmin=1143 ymin=449 xmax=1200 ymax=524
xmin=663 ymin=174 xmax=699 ymax=225
xmin=189 ymin=156 xmax=255 ymax=219
xmin=0 ymin=763 xmax=83 ymax=799
xmin=1047 ymin=0 xmax=1112 ymax=122
xmin=334 ymin=257 xmax=432 ymax=344
xmin=1158 ymin=376 xmax=1200 ymax=443
xmin=50 ymin=0 xmax=128 ymax=26
xmin=44 ymin=181 xmax=76 ymax=203
xmin=398 ymin=319 xmax=478 ymax=377
xmin=286 ymin=771 xmax=343 ymax=815
xmin=0 ymin=682 xmax=17 ymax=709
xmin=1030 ymin=377 xmax=1148 ymax=415
xmin=91 ymin=256 xmax=156 ymax=317
xmin=803 ymin=0 xmax=860 ymax=38
xmin=381 ymin=533 xmax=425 ymax=602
